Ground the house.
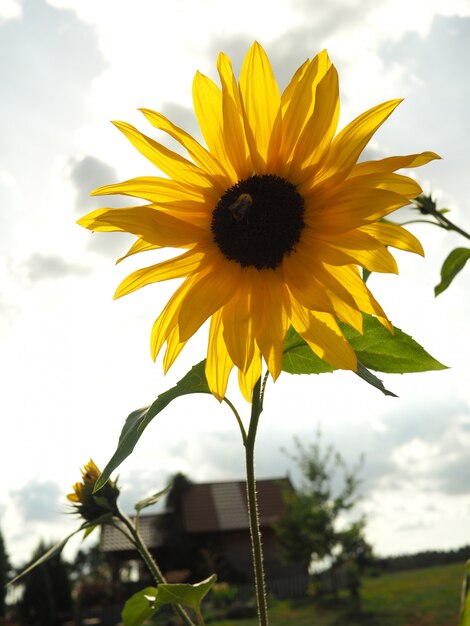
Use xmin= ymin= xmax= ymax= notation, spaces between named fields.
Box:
xmin=100 ymin=477 xmax=306 ymax=585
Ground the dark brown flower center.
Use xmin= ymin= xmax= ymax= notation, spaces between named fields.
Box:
xmin=211 ymin=174 xmax=305 ymax=269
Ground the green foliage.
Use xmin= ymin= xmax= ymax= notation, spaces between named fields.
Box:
xmin=122 ymin=576 xmax=216 ymax=626
xmin=158 ymin=473 xmax=201 ymax=575
xmin=460 ymin=560 xmax=470 ymax=625
xmin=19 ymin=541 xmax=73 ymax=626
xmin=275 ymin=433 xmax=370 ymax=574
xmin=282 ymin=314 xmax=446 ymax=396
xmin=435 ymin=247 xmax=470 ymax=296
xmin=210 ymin=582 xmax=238 ymax=609
xmin=209 ymin=562 xmax=465 ymax=626
xmin=95 ymin=360 xmax=211 ymax=491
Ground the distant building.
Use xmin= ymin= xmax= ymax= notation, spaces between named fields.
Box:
xmin=100 ymin=477 xmax=306 ymax=585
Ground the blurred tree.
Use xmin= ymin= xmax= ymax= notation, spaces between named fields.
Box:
xmin=275 ymin=432 xmax=371 ymax=585
xmin=69 ymin=542 xmax=114 ymax=610
xmin=20 ymin=541 xmax=73 ymax=626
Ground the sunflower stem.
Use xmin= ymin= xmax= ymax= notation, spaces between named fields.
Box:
xmin=117 ymin=511 xmax=196 ymax=626
xmin=245 ymin=376 xmax=269 ymax=626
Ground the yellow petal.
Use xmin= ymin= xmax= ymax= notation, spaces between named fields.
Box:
xmin=150 ymin=275 xmax=198 ymax=360
xmin=281 ymin=58 xmax=310 ymax=114
xmin=289 ymin=64 xmax=339 ymax=174
xmin=78 ymin=206 xmax=210 ymax=248
xmin=291 ymin=301 xmax=357 ymax=370
xmin=112 ymin=120 xmax=212 ymax=187
xmin=116 ymin=238 xmax=161 ymax=264
xmin=140 ymin=108 xmax=230 ymax=182
xmin=238 ymin=351 xmax=262 ymax=403
xmin=114 ymin=248 xmax=207 ymax=298
xmin=281 ymin=51 xmax=332 ymax=161
xmin=162 ymin=325 xmax=187 ymax=373
xmin=323 ymin=264 xmax=393 ymax=332
xmin=350 ymin=151 xmax=441 ymax=176
xmin=282 ymin=247 xmax=334 ymax=313
xmin=192 ymin=71 xmax=237 ymax=179
xmin=306 ymin=188 xmax=409 ymax=233
xmin=206 ymin=309 xmax=234 ymax=401
xmin=177 ymin=261 xmax=240 ymax=342
xmin=319 ymin=99 xmax=403 ymax=182
xmin=239 ymin=41 xmax=282 ymax=171
xmin=361 ymin=222 xmax=424 ymax=256
xmin=253 ymin=270 xmax=290 ymax=380
xmin=344 ymin=172 xmax=422 ymax=199
xmin=217 ymin=52 xmax=251 ymax=178
xmin=308 ymin=231 xmax=399 ymax=274
xmin=221 ymin=275 xmax=255 ymax=372
xmin=91 ymin=176 xmax=212 ymax=206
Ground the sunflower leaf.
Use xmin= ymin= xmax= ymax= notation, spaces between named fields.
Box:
xmin=8 ymin=520 xmax=97 ymax=585
xmin=282 ymin=326 xmax=335 ymax=375
xmin=155 ymin=575 xmax=216 ymax=610
xmin=122 ymin=577 xmax=216 ymax=626
xmin=135 ymin=483 xmax=172 ymax=516
xmin=122 ymin=587 xmax=159 ymax=626
xmin=434 ymin=247 xmax=470 ymax=296
xmin=341 ymin=315 xmax=448 ymax=374
xmin=95 ymin=361 xmax=211 ymax=492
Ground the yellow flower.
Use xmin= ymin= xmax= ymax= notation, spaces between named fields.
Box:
xmin=67 ymin=459 xmax=120 ymax=522
xmin=67 ymin=459 xmax=101 ymax=503
xmin=78 ymin=42 xmax=439 ymax=402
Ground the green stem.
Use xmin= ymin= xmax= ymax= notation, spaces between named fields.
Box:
xmin=118 ymin=512 xmax=196 ymax=626
xmin=434 ymin=211 xmax=470 ymax=240
xmin=244 ymin=376 xmax=269 ymax=626
xmin=223 ymin=396 xmax=247 ymax=445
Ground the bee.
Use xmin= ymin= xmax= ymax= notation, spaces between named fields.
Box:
xmin=228 ymin=193 xmax=252 ymax=222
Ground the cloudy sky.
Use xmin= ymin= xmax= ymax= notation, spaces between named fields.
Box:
xmin=1 ymin=0 xmax=470 ymax=568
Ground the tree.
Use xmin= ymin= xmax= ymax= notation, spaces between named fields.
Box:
xmin=19 ymin=541 xmax=73 ymax=626
xmin=275 ymin=432 xmax=372 ymax=583
xmin=0 ymin=526 xmax=11 ymax=622
xmin=68 ymin=542 xmax=114 ymax=610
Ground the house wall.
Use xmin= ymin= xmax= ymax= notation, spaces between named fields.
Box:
xmin=207 ymin=527 xmax=307 ymax=583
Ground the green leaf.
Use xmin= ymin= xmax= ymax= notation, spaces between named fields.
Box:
xmin=435 ymin=247 xmax=470 ymax=296
xmin=460 ymin=560 xmax=470 ymax=626
xmin=95 ymin=361 xmax=211 ymax=492
xmin=122 ymin=577 xmax=216 ymax=626
xmin=135 ymin=483 xmax=172 ymax=515
xmin=8 ymin=519 xmax=100 ymax=585
xmin=122 ymin=587 xmax=159 ymax=626
xmin=156 ymin=575 xmax=216 ymax=610
xmin=341 ymin=315 xmax=447 ymax=374
xmin=281 ymin=315 xmax=446 ymax=396
xmin=282 ymin=326 xmax=334 ymax=375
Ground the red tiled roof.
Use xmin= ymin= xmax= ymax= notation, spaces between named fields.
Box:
xmin=182 ymin=478 xmax=290 ymax=533
xmin=100 ymin=515 xmax=165 ymax=551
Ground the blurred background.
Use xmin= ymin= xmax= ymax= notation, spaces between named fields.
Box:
xmin=1 ymin=0 xmax=469 ymax=574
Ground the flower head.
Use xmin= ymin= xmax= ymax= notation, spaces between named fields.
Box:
xmin=67 ymin=459 xmax=120 ymax=522
xmin=79 ymin=42 xmax=439 ymax=401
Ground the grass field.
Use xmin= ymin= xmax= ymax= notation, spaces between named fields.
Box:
xmin=208 ymin=561 xmax=465 ymax=626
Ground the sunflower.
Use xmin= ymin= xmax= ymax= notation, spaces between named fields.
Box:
xmin=67 ymin=459 xmax=120 ymax=521
xmin=78 ymin=42 xmax=439 ymax=402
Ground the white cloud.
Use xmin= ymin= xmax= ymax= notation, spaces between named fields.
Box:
xmin=0 ymin=0 xmax=22 ymax=22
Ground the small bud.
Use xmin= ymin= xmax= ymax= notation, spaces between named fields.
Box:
xmin=414 ymin=194 xmax=437 ymax=215
xmin=67 ymin=459 xmax=120 ymax=522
